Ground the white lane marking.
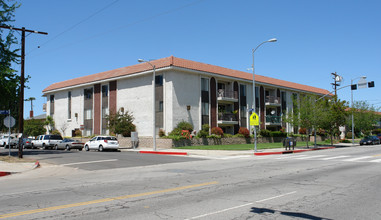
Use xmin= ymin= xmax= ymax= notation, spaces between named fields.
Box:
xmin=275 ymin=154 xmax=308 ymax=159
xmin=220 ymin=155 xmax=252 ymax=160
xmin=61 ymin=159 xmax=118 ymax=166
xmin=187 ymin=191 xmax=296 ymax=219
xmin=342 ymin=156 xmax=373 ymax=162
xmin=187 ymin=203 xmax=253 ymax=219
xmin=321 ymin=156 xmax=350 ymax=160
xmin=295 ymin=155 xmax=327 ymax=160
xmin=255 ymin=191 xmax=297 ymax=203
xmin=369 ymin=158 xmax=381 ymax=163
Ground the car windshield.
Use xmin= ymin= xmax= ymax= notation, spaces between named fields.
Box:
xmin=47 ymin=135 xmax=63 ymax=140
xmin=102 ymin=137 xmax=117 ymax=141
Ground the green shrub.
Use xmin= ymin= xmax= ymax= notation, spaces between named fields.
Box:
xmin=259 ymin=129 xmax=271 ymax=137
xmin=224 ymin=134 xmax=233 ymax=138
xmin=169 ymin=127 xmax=182 ymax=136
xmin=346 ymin=132 xmax=353 ymax=139
xmin=238 ymin=127 xmax=250 ymax=138
xmin=339 ymin=139 xmax=351 ymax=143
xmin=51 ymin=130 xmax=61 ymax=136
xmin=211 ymin=127 xmax=224 ymax=136
xmin=176 ymin=121 xmax=193 ymax=133
xmin=197 ymin=124 xmax=210 ymax=138
xmin=159 ymin=129 xmax=166 ymax=137
xmin=74 ymin=130 xmax=82 ymax=137
xmin=270 ymin=131 xmax=287 ymax=137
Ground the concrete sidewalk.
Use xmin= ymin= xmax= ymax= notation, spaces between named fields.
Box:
xmin=0 ymin=160 xmax=40 ymax=177
xmin=1 ymin=143 xmax=357 ymax=177
xmin=121 ymin=143 xmax=356 ymax=156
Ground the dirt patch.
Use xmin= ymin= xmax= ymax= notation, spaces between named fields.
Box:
xmin=0 ymin=156 xmax=36 ymax=163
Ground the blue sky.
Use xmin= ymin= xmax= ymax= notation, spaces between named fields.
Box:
xmin=10 ymin=0 xmax=381 ymax=117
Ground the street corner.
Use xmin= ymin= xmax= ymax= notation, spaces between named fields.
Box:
xmin=254 ymin=146 xmax=336 ymax=156
xmin=0 ymin=160 xmax=41 ymax=178
xmin=139 ymin=150 xmax=188 ymax=156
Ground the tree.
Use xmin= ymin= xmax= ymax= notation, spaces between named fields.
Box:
xmin=44 ymin=116 xmax=55 ymax=134
xmin=318 ymin=96 xmax=349 ymax=145
xmin=24 ymin=119 xmax=46 ymax=137
xmin=348 ymin=101 xmax=380 ymax=136
xmin=0 ymin=1 xmax=21 ymax=132
xmin=106 ymin=110 xmax=136 ymax=137
xmin=283 ymin=94 xmax=321 ymax=147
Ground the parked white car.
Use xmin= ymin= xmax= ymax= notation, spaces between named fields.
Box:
xmin=0 ymin=135 xmax=18 ymax=148
xmin=32 ymin=135 xmax=63 ymax=150
xmin=84 ymin=136 xmax=119 ymax=152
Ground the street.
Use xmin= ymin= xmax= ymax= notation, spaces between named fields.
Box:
xmin=0 ymin=145 xmax=380 ymax=219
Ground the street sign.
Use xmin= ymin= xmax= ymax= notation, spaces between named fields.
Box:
xmin=80 ymin=125 xmax=84 ymax=130
xmin=0 ymin=110 xmax=9 ymax=115
xmin=358 ymin=78 xmax=368 ymax=89
xmin=250 ymin=112 xmax=259 ymax=126
xmin=4 ymin=116 xmax=16 ymax=128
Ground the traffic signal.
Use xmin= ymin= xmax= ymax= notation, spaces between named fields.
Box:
xmin=351 ymin=84 xmax=357 ymax=90
xmin=368 ymin=81 xmax=375 ymax=88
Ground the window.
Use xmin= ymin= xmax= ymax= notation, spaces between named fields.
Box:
xmin=240 ymin=84 xmax=246 ymax=97
xmin=201 ymin=78 xmax=209 ymax=91
xmin=102 ymin=107 xmax=109 ymax=118
xmin=84 ymin=88 xmax=93 ymax=100
xmin=201 ymin=78 xmax=210 ymax=125
xmin=68 ymin=91 xmax=72 ymax=119
xmin=85 ymin=109 xmax=92 ymax=120
xmin=155 ymin=75 xmax=163 ymax=86
xmin=102 ymin=85 xmax=108 ymax=97
xmin=159 ymin=101 xmax=163 ymax=112
xmin=50 ymin=95 xmax=55 ymax=116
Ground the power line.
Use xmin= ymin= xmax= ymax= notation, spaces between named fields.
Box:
xmin=26 ymin=0 xmax=120 ymax=56
xmin=30 ymin=0 xmax=206 ymax=58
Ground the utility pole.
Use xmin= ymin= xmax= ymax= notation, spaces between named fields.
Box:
xmin=0 ymin=26 xmax=47 ymax=158
xmin=331 ymin=72 xmax=342 ymax=96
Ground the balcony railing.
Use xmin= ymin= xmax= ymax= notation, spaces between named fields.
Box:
xmin=218 ymin=89 xmax=238 ymax=100
xmin=265 ymin=115 xmax=281 ymax=124
xmin=218 ymin=112 xmax=238 ymax=121
xmin=265 ymin=96 xmax=281 ymax=105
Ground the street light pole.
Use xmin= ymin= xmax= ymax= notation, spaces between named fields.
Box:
xmin=252 ymin=38 xmax=277 ymax=152
xmin=138 ymin=59 xmax=157 ymax=151
xmin=351 ymin=76 xmax=367 ymax=145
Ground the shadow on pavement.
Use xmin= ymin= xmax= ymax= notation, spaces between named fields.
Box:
xmin=251 ymin=207 xmax=332 ymax=220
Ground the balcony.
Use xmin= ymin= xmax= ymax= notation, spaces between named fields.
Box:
xmin=217 ymin=89 xmax=238 ymax=103
xmin=265 ymin=115 xmax=281 ymax=125
xmin=218 ymin=112 xmax=238 ymax=125
xmin=265 ymin=96 xmax=281 ymax=106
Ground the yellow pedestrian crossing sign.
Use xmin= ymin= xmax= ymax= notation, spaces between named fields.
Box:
xmin=250 ymin=113 xmax=259 ymax=126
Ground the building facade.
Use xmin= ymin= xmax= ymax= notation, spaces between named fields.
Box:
xmin=42 ymin=56 xmax=330 ymax=137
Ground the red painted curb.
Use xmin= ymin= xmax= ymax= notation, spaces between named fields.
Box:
xmin=0 ymin=171 xmax=11 ymax=177
xmin=254 ymin=152 xmax=283 ymax=156
xmin=139 ymin=151 xmax=188 ymax=156
xmin=255 ymin=147 xmax=335 ymax=156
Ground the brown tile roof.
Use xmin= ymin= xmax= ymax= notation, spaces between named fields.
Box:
xmin=43 ymin=56 xmax=330 ymax=95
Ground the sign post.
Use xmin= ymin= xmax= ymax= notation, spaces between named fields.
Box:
xmin=250 ymin=112 xmax=259 ymax=152
xmin=2 ymin=110 xmax=14 ymax=156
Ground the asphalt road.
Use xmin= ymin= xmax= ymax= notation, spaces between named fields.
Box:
xmin=1 ymin=148 xmax=204 ymax=170
xmin=1 ymin=145 xmax=381 ymax=219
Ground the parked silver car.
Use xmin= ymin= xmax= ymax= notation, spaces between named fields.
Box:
xmin=54 ymin=138 xmax=84 ymax=151
xmin=84 ymin=136 xmax=119 ymax=152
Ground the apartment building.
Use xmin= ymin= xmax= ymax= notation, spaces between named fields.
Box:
xmin=42 ymin=56 xmax=330 ymax=137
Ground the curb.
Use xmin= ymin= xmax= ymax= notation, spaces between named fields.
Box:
xmin=0 ymin=171 xmax=11 ymax=177
xmin=139 ymin=151 xmax=188 ymax=156
xmin=254 ymin=146 xmax=336 ymax=156
xmin=0 ymin=160 xmax=40 ymax=178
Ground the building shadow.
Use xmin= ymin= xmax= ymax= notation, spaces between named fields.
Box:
xmin=251 ymin=207 xmax=332 ymax=220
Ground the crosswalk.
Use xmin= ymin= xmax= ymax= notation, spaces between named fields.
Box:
xmin=257 ymin=154 xmax=381 ymax=163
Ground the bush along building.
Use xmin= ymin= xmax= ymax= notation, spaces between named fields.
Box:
xmin=42 ymin=56 xmax=330 ymax=137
